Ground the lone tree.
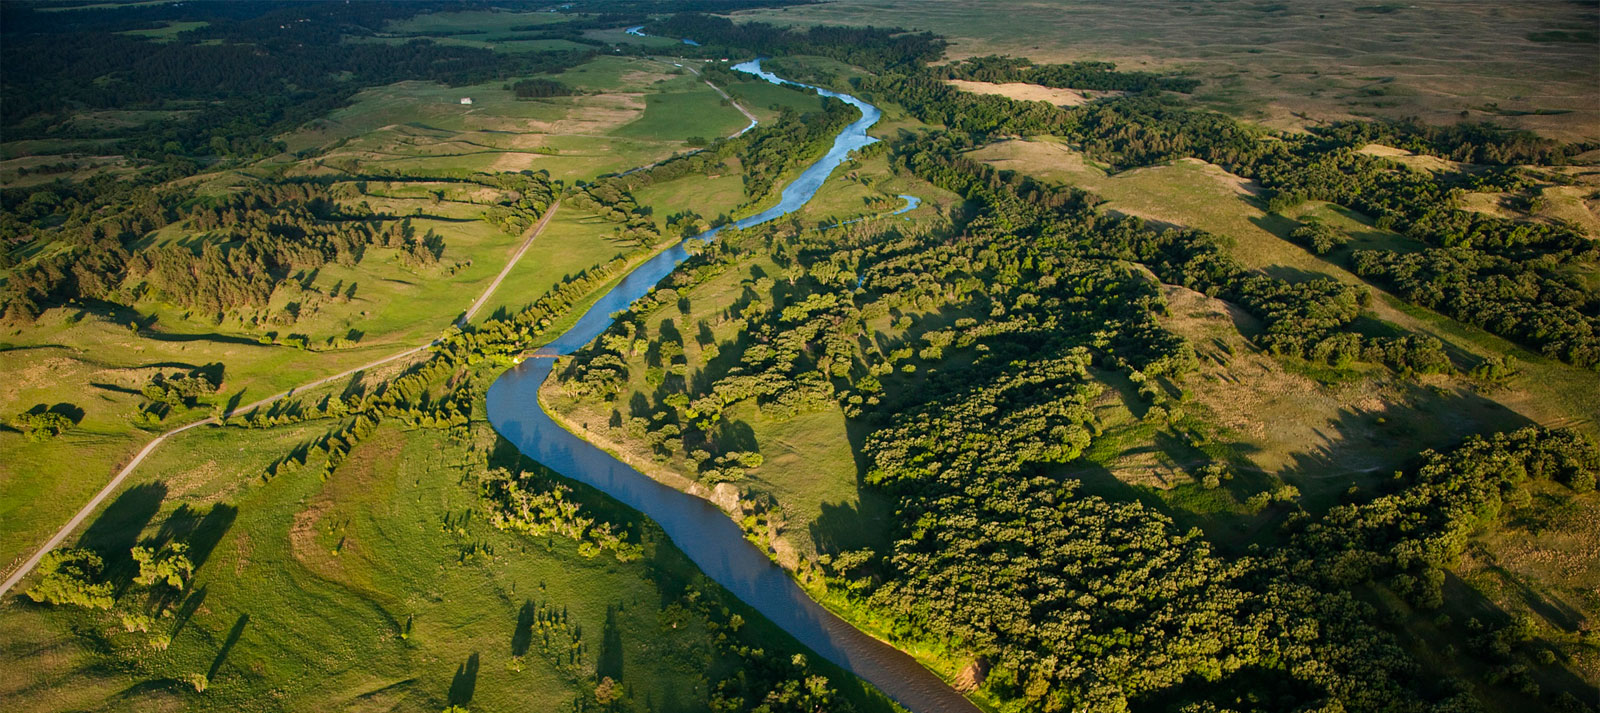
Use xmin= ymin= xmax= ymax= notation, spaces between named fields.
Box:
xmin=14 ymin=409 xmax=74 ymax=441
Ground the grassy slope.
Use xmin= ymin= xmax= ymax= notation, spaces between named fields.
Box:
xmin=0 ymin=409 xmax=898 ymax=712
xmin=966 ymin=137 xmax=1599 ymax=441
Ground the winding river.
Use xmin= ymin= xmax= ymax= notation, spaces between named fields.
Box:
xmin=486 ymin=60 xmax=980 ymax=713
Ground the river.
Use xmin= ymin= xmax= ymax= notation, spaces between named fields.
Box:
xmin=486 ymin=60 xmax=980 ymax=713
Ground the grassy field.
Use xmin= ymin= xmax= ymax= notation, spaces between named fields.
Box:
xmin=0 ymin=185 xmax=635 ymax=577
xmin=608 ymin=89 xmax=750 ymax=144
xmin=1 ymin=51 xmax=777 ymax=586
xmin=0 ymin=396 xmax=899 ymax=712
xmin=731 ymin=0 xmax=1600 ymax=142
xmin=282 ymin=57 xmax=753 ymax=182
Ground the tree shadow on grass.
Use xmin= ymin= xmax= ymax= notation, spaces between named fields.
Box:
xmin=597 ymin=605 xmax=624 ymax=682
xmin=207 ymin=613 xmax=248 ymax=680
xmin=78 ymin=482 xmax=166 ymax=596
xmin=137 ymin=331 xmax=264 ymax=347
xmin=447 ymin=652 xmax=479 ymax=706
xmin=171 ymin=586 xmax=207 ymax=639
xmin=710 ymin=419 xmax=757 ymax=453
xmin=512 ymin=600 xmax=535 ymax=656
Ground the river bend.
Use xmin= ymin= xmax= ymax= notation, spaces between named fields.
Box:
xmin=487 ymin=60 xmax=979 ymax=713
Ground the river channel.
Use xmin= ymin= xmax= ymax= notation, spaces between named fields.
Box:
xmin=486 ymin=59 xmax=980 ymax=713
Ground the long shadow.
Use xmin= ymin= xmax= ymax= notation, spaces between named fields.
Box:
xmin=137 ymin=330 xmax=264 ymax=347
xmin=187 ymin=504 xmax=238 ymax=570
xmin=223 ymin=389 xmax=245 ymax=419
xmin=446 ymin=652 xmax=479 ymax=706
xmin=597 ymin=605 xmax=624 ymax=682
xmin=46 ymin=402 xmax=85 ymax=423
xmin=78 ymin=482 xmax=167 ymax=595
xmin=171 ymin=586 xmax=207 ymax=639
xmin=511 ymin=600 xmax=535 ymax=656
xmin=808 ymin=492 xmax=895 ymax=560
xmin=207 ymin=613 xmax=249 ymax=680
xmin=1276 ymin=383 xmax=1532 ymax=512
xmin=1259 ymin=264 xmax=1339 ymax=285
xmin=90 ymin=382 xmax=144 ymax=396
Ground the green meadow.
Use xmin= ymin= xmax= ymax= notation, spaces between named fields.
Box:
xmin=0 ymin=406 xmax=898 ymax=712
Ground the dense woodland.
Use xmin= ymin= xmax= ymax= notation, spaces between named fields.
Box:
xmin=552 ymin=15 xmax=1599 ymax=712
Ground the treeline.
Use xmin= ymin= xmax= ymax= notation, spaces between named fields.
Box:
xmin=3 ymin=171 xmax=554 ymax=324
xmin=649 ymin=13 xmax=945 ymax=70
xmin=1313 ymin=118 xmax=1589 ymax=166
xmin=1 ymin=0 xmax=593 ymax=183
xmin=1352 ymin=247 xmax=1599 ymax=367
xmin=569 ymin=179 xmax=663 ymax=247
xmin=511 ymin=78 xmax=573 ymax=99
xmin=938 ymin=54 xmax=1200 ymax=93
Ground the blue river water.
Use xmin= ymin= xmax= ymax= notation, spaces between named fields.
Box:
xmin=486 ymin=60 xmax=978 ymax=713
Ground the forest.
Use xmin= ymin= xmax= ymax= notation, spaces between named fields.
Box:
xmin=547 ymin=15 xmax=1597 ymax=710
xmin=558 ymin=132 xmax=1597 ymax=710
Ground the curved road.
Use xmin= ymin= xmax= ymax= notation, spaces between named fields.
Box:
xmin=0 ymin=202 xmax=561 ymax=597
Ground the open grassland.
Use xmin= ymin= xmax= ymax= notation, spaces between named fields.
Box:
xmin=282 ymin=57 xmax=751 ymax=182
xmin=0 ymin=184 xmax=581 ymax=552
xmin=732 ymin=0 xmax=1600 ymax=142
xmin=1443 ymin=485 xmax=1600 ymax=706
xmin=0 ymin=407 xmax=897 ymax=712
xmin=716 ymin=73 xmax=831 ymax=122
xmin=466 ymin=207 xmax=638 ymax=324
xmin=607 ymin=87 xmax=749 ymax=144
xmin=942 ymin=79 xmax=1111 ymax=107
xmin=2 ymin=52 xmax=771 ymax=584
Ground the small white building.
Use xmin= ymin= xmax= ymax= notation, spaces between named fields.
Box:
xmin=459 ymin=97 xmax=473 ymax=105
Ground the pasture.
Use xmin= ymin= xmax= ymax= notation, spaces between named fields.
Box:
xmin=0 ymin=404 xmax=898 ymax=712
xmin=732 ymin=0 xmax=1600 ymax=142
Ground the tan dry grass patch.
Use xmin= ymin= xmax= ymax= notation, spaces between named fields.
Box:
xmin=1358 ymin=143 xmax=1467 ymax=174
xmin=943 ymin=79 xmax=1114 ymax=106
